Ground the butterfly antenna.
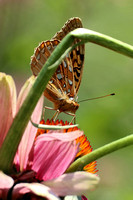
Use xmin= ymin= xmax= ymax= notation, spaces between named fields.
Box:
xmin=78 ymin=93 xmax=115 ymax=103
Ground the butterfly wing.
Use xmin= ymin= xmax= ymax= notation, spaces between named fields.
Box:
xmin=31 ymin=40 xmax=59 ymax=77
xmin=52 ymin=17 xmax=85 ymax=96
xmin=31 ymin=17 xmax=84 ymax=112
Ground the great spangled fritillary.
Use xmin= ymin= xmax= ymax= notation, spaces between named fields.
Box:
xmin=30 ymin=17 xmax=85 ymax=115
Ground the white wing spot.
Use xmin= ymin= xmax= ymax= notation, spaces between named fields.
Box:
xmin=47 ymin=46 xmax=51 ymax=50
xmin=64 ymin=60 xmax=67 ymax=68
xmin=36 ymin=53 xmax=40 ymax=60
xmin=68 ymin=79 xmax=73 ymax=86
xmin=57 ymin=74 xmax=62 ymax=80
xmin=69 ymin=65 xmax=72 ymax=72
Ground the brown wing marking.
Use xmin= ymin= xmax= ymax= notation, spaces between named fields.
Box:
xmin=52 ymin=17 xmax=83 ymax=41
xmin=52 ymin=17 xmax=85 ymax=95
xmin=31 ymin=40 xmax=59 ymax=76
xmin=70 ymin=41 xmax=85 ymax=94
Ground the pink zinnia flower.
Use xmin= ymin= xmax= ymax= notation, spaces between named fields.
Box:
xmin=0 ymin=72 xmax=99 ymax=199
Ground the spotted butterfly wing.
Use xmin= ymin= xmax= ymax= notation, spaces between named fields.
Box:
xmin=31 ymin=17 xmax=84 ymax=114
xmin=52 ymin=17 xmax=84 ymax=95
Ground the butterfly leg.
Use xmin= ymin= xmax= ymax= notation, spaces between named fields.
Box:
xmin=44 ymin=106 xmax=57 ymax=111
xmin=44 ymin=106 xmax=60 ymax=122
xmin=42 ymin=106 xmax=51 ymax=119
xmin=43 ymin=106 xmax=57 ymax=120
xmin=43 ymin=106 xmax=56 ymax=118
xmin=64 ymin=111 xmax=76 ymax=124
xmin=70 ymin=114 xmax=76 ymax=124
xmin=51 ymin=109 xmax=60 ymax=122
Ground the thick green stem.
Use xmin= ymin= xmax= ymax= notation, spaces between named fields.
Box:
xmin=66 ymin=134 xmax=133 ymax=172
xmin=0 ymin=28 xmax=133 ymax=173
xmin=72 ymin=28 xmax=133 ymax=58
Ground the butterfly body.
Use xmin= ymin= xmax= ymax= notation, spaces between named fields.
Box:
xmin=31 ymin=17 xmax=84 ymax=115
xmin=44 ymin=82 xmax=79 ymax=113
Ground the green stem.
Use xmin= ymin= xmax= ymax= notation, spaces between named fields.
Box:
xmin=72 ymin=28 xmax=133 ymax=58
xmin=66 ymin=134 xmax=133 ymax=172
xmin=0 ymin=28 xmax=133 ymax=173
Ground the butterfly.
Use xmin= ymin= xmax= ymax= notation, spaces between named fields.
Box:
xmin=30 ymin=17 xmax=85 ymax=117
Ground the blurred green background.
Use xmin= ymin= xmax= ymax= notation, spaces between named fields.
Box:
xmin=0 ymin=0 xmax=133 ymax=199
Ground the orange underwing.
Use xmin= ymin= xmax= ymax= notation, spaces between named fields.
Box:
xmin=31 ymin=17 xmax=85 ymax=114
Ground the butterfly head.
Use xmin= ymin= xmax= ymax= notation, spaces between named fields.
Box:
xmin=56 ymin=96 xmax=79 ymax=113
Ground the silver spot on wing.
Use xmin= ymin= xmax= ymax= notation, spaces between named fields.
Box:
xmin=68 ymin=79 xmax=73 ymax=86
xmin=69 ymin=65 xmax=72 ymax=72
xmin=57 ymin=73 xmax=63 ymax=80
xmin=64 ymin=60 xmax=67 ymax=68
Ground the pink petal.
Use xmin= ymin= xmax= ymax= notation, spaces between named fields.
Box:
xmin=0 ymin=73 xmax=17 ymax=147
xmin=44 ymin=172 xmax=100 ymax=196
xmin=32 ymin=131 xmax=83 ymax=181
xmin=12 ymin=182 xmax=60 ymax=200
xmin=14 ymin=76 xmax=44 ymax=171
xmin=36 ymin=129 xmax=83 ymax=141
xmin=7 ymin=74 xmax=17 ymax=118
xmin=0 ymin=171 xmax=14 ymax=199
xmin=16 ymin=76 xmax=37 ymax=112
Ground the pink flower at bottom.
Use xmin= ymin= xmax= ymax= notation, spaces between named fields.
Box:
xmin=12 ymin=120 xmax=99 ymax=199
xmin=0 ymin=72 xmax=100 ymax=199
